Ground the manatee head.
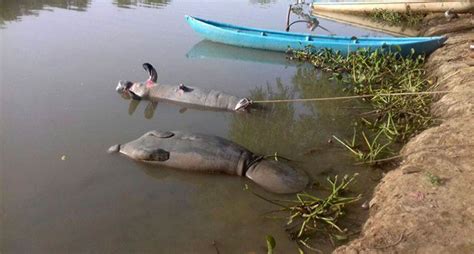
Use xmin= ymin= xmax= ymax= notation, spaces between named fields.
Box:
xmin=116 ymin=80 xmax=147 ymax=100
xmin=116 ymin=80 xmax=134 ymax=94
xmin=245 ymin=160 xmax=309 ymax=194
xmin=116 ymin=63 xmax=158 ymax=100
xmin=108 ymin=131 xmax=173 ymax=161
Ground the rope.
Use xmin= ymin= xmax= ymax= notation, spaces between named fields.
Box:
xmin=250 ymin=90 xmax=474 ymax=104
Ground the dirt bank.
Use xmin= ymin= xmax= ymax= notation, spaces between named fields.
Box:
xmin=335 ymin=15 xmax=474 ymax=253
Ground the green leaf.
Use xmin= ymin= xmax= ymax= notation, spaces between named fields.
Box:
xmin=333 ymin=234 xmax=348 ymax=241
xmin=266 ymin=235 xmax=276 ymax=254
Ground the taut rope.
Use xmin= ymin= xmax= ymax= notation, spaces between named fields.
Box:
xmin=250 ymin=90 xmax=473 ymax=104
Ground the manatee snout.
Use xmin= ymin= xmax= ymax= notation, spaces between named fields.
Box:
xmin=116 ymin=80 xmax=133 ymax=94
xmin=107 ymin=144 xmax=121 ymax=154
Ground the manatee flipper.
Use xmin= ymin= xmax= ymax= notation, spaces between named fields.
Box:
xmin=143 ymin=63 xmax=158 ymax=83
xmin=177 ymin=83 xmax=193 ymax=93
xmin=131 ymin=148 xmax=170 ymax=161
xmin=245 ymin=160 xmax=308 ymax=194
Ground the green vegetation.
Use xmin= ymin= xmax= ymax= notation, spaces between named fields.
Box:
xmin=250 ymin=174 xmax=361 ymax=252
xmin=366 ymin=8 xmax=426 ymax=28
xmin=266 ymin=235 xmax=276 ymax=254
xmin=426 ymin=171 xmax=442 ymax=186
xmin=289 ymin=48 xmax=435 ymax=164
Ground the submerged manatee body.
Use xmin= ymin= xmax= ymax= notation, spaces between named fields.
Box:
xmin=109 ymin=130 xmax=308 ymax=194
xmin=116 ymin=63 xmax=251 ymax=111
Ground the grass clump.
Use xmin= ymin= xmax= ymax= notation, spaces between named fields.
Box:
xmin=289 ymin=48 xmax=435 ymax=164
xmin=426 ymin=171 xmax=442 ymax=186
xmin=367 ymin=8 xmax=426 ymax=28
xmin=250 ymin=174 xmax=361 ymax=251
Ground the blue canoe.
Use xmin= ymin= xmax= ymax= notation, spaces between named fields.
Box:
xmin=185 ymin=15 xmax=447 ymax=56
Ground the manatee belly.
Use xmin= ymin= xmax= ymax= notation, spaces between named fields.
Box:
xmin=148 ymin=84 xmax=240 ymax=111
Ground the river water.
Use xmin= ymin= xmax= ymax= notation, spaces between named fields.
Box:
xmin=1 ymin=0 xmax=387 ymax=253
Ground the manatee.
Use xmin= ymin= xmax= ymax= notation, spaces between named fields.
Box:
xmin=108 ymin=130 xmax=308 ymax=194
xmin=116 ymin=63 xmax=252 ymax=111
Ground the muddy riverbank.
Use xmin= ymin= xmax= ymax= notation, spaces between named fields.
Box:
xmin=335 ymin=14 xmax=474 ymax=253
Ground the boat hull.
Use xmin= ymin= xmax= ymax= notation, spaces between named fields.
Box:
xmin=185 ymin=15 xmax=447 ymax=56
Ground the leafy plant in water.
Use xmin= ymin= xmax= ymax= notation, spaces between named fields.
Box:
xmin=332 ymin=129 xmax=392 ymax=163
xmin=249 ymin=174 xmax=361 ymax=251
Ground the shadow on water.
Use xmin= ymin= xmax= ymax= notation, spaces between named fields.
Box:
xmin=0 ymin=0 xmax=90 ymax=26
xmin=112 ymin=0 xmax=171 ymax=9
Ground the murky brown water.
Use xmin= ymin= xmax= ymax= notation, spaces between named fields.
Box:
xmin=1 ymin=0 xmax=388 ymax=253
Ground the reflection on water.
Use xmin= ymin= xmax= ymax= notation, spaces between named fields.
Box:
xmin=0 ymin=0 xmax=90 ymax=26
xmin=113 ymin=0 xmax=171 ymax=9
xmin=249 ymin=0 xmax=278 ymax=6
xmin=229 ymin=65 xmax=361 ymax=160
xmin=127 ymin=99 xmax=158 ymax=119
xmin=0 ymin=0 xmax=172 ymax=27
xmin=187 ymin=40 xmax=295 ymax=66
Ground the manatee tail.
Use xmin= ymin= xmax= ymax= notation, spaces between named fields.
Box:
xmin=107 ymin=144 xmax=121 ymax=154
xmin=245 ymin=160 xmax=309 ymax=194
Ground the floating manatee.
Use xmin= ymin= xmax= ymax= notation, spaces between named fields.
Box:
xmin=108 ymin=130 xmax=308 ymax=194
xmin=116 ymin=63 xmax=252 ymax=111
